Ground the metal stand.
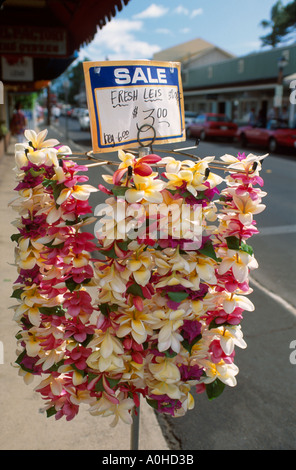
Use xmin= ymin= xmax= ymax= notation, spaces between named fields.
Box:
xmin=130 ymin=399 xmax=140 ymax=450
xmin=129 ymin=144 xmax=151 ymax=451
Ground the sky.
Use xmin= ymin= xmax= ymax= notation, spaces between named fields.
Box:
xmin=77 ymin=0 xmax=293 ymax=63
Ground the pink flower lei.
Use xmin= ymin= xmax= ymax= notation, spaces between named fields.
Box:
xmin=11 ymin=130 xmax=267 ymax=425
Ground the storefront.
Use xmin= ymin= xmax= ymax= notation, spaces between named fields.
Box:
xmin=183 ymin=43 xmax=296 ymax=126
xmin=0 ymin=0 xmax=131 ymax=154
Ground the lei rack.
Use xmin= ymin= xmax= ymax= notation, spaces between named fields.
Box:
xmin=10 ymin=129 xmax=267 ymax=447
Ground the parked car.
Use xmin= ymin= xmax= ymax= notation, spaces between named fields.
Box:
xmin=79 ymin=109 xmax=90 ymax=131
xmin=72 ymin=107 xmax=86 ymax=119
xmin=186 ymin=113 xmax=238 ymax=141
xmin=237 ymin=120 xmax=296 ymax=153
xmin=185 ymin=111 xmax=198 ymax=129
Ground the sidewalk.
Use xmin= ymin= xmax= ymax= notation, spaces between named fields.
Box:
xmin=0 ymin=135 xmax=169 ymax=451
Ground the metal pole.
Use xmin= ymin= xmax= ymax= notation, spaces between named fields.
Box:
xmin=138 ymin=146 xmax=151 ymax=158
xmin=129 ymin=145 xmax=150 ymax=451
xmin=130 ymin=400 xmax=140 ymax=450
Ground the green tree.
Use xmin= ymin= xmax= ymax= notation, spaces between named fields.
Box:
xmin=56 ymin=57 xmax=90 ymax=105
xmin=260 ymin=0 xmax=296 ymax=47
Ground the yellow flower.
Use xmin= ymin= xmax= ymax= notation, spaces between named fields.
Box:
xmin=89 ymin=392 xmax=135 ymax=427
xmin=118 ymin=149 xmax=136 ymax=169
xmin=164 ymin=156 xmax=222 ymax=196
xmin=126 ymin=250 xmax=153 ymax=286
xmin=232 ymin=194 xmax=266 ymax=226
xmin=24 ymin=129 xmax=59 ymax=150
xmin=18 ymin=328 xmax=41 ymax=357
xmin=218 ymin=249 xmax=258 ymax=283
xmin=199 ymin=359 xmax=239 ymax=387
xmin=155 ymin=271 xmax=194 ymax=289
xmin=148 ymin=356 xmax=182 ymax=399
xmin=149 ymin=356 xmax=181 ymax=384
xmin=152 ymin=308 xmax=185 ymax=353
xmin=56 ymin=184 xmax=98 ymax=204
xmin=220 ymin=152 xmax=268 ymax=173
xmin=116 ymin=305 xmax=154 ymax=344
xmin=86 ymin=329 xmax=125 ymax=373
xmin=125 ymin=173 xmax=165 ymax=203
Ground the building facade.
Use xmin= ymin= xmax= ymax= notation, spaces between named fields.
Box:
xmin=181 ymin=43 xmax=296 ymax=126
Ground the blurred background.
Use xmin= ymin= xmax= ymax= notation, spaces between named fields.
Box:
xmin=0 ymin=0 xmax=295 ymax=451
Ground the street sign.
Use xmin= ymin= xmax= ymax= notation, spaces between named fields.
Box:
xmin=83 ymin=60 xmax=185 ymax=153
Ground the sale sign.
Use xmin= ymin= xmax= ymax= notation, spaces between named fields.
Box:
xmin=83 ymin=60 xmax=185 ymax=153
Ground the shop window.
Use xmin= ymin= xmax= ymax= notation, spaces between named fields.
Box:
xmin=238 ymin=59 xmax=244 ymax=74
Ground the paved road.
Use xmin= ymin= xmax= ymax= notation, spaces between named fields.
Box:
xmin=51 ymin=116 xmax=296 ymax=450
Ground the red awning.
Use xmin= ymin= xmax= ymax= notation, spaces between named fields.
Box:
xmin=0 ymin=0 xmax=132 ymax=84
xmin=0 ymin=0 xmax=132 ymax=56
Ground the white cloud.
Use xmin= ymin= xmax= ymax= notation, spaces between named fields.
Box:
xmin=192 ymin=8 xmax=203 ymax=17
xmin=78 ymin=19 xmax=161 ymax=61
xmin=133 ymin=4 xmax=169 ymax=19
xmin=180 ymin=28 xmax=191 ymax=34
xmin=174 ymin=5 xmax=189 ymax=15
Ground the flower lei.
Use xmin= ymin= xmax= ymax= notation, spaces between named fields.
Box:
xmin=11 ymin=129 xmax=266 ymax=425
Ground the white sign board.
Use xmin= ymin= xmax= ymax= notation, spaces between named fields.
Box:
xmin=2 ymin=56 xmax=33 ymax=82
xmin=83 ymin=60 xmax=185 ymax=153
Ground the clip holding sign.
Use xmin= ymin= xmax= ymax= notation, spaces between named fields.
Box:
xmin=83 ymin=60 xmax=185 ymax=153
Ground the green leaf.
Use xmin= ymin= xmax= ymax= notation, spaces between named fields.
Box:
xmin=146 ymin=398 xmax=158 ymax=410
xmin=52 ymin=184 xmax=64 ymax=202
xmin=182 ymin=334 xmax=202 ymax=354
xmin=65 ymin=217 xmax=82 ymax=226
xmin=46 ymin=359 xmax=64 ymax=372
xmin=46 ymin=406 xmax=57 ymax=418
xmin=87 ymin=372 xmax=98 ymax=384
xmin=117 ymin=240 xmax=131 ymax=251
xmin=225 ymin=236 xmax=240 ymax=251
xmin=11 ymin=288 xmax=24 ymax=299
xmin=111 ymin=186 xmax=129 ymax=197
xmin=100 ymin=246 xmax=117 ymax=259
xmin=205 ymin=379 xmax=226 ymax=400
xmin=65 ymin=278 xmax=80 ymax=292
xmin=164 ymin=349 xmax=178 ymax=358
xmin=198 ymin=240 xmax=220 ymax=262
xmin=42 ymin=178 xmax=56 ymax=188
xmin=99 ymin=303 xmax=118 ymax=317
xmin=106 ymin=377 xmax=121 ymax=389
xmin=29 ymin=167 xmax=45 ymax=177
xmin=39 ymin=306 xmax=66 ymax=317
xmin=240 ymin=242 xmax=254 ymax=255
xmin=10 ymin=233 xmax=22 ymax=243
xmin=95 ymin=377 xmax=105 ymax=392
xmin=126 ymin=283 xmax=145 ymax=299
xmin=167 ymin=291 xmax=189 ymax=303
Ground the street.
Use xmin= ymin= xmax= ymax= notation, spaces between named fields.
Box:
xmin=50 ymin=115 xmax=296 ymax=450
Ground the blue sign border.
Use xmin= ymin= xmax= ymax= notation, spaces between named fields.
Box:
xmin=83 ymin=61 xmax=185 ymax=152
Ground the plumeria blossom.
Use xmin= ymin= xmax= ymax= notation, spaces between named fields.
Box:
xmin=24 ymin=129 xmax=60 ymax=150
xmin=218 ymin=248 xmax=258 ymax=283
xmin=220 ymin=152 xmax=268 ymax=173
xmin=125 ymin=173 xmax=165 ymax=204
xmin=112 ymin=150 xmax=162 ymax=184
xmin=200 ymin=358 xmax=239 ymax=387
xmin=11 ymin=130 xmax=267 ymax=424
xmin=232 ymin=193 xmax=266 ymax=226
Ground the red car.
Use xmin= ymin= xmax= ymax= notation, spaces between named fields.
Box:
xmin=186 ymin=113 xmax=238 ymax=141
xmin=237 ymin=120 xmax=296 ymax=153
